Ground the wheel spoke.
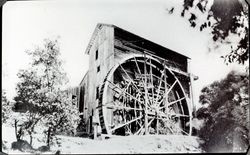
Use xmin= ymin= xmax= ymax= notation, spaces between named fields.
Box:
xmin=176 ymin=91 xmax=185 ymax=115
xmin=149 ymin=58 xmax=155 ymax=105
xmin=147 ymin=117 xmax=155 ymax=127
xmin=110 ymin=115 xmax=143 ymax=132
xmin=135 ymin=125 xmax=144 ymax=135
xmin=107 ymin=80 xmax=144 ymax=106
xmin=166 ymin=80 xmax=178 ymax=95
xmin=135 ymin=117 xmax=154 ymax=135
xmin=119 ymin=63 xmax=152 ymax=105
xmin=158 ymin=79 xmax=178 ymax=104
xmin=118 ymin=63 xmax=142 ymax=94
xmin=155 ymin=70 xmax=165 ymax=105
xmin=101 ymin=57 xmax=191 ymax=136
xmin=132 ymin=57 xmax=154 ymax=107
xmin=117 ymin=81 xmax=132 ymax=99
xmin=105 ymin=102 xmax=144 ymax=111
xmin=163 ymin=61 xmax=169 ymax=114
xmin=158 ymin=96 xmax=186 ymax=110
xmin=180 ymin=129 xmax=189 ymax=135
xmin=133 ymin=57 xmax=142 ymax=75
xmin=168 ymin=113 xmax=190 ymax=118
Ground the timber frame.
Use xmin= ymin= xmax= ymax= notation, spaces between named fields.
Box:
xmin=69 ymin=23 xmax=196 ymax=138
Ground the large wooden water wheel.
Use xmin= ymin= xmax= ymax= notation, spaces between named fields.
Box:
xmin=98 ymin=55 xmax=192 ymax=136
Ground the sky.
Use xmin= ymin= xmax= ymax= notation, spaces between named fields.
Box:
xmin=2 ymin=0 xmax=248 ymax=108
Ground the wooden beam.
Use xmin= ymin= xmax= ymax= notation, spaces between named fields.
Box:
xmin=155 ymin=64 xmax=165 ymax=106
xmin=107 ymin=80 xmax=144 ymax=105
xmin=144 ymin=53 xmax=148 ymax=135
xmin=149 ymin=58 xmax=155 ymax=106
xmin=118 ymin=63 xmax=143 ymax=96
xmin=176 ymin=91 xmax=185 ymax=116
xmin=158 ymin=96 xmax=186 ymax=110
xmin=110 ymin=115 xmax=143 ymax=132
xmin=166 ymin=80 xmax=177 ymax=95
xmin=105 ymin=102 xmax=144 ymax=111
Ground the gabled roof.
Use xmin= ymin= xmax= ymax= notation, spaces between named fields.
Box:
xmin=85 ymin=23 xmax=114 ymax=55
xmin=84 ymin=23 xmax=190 ymax=59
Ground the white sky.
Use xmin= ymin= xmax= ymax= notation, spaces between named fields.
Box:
xmin=2 ymin=0 xmax=248 ymax=108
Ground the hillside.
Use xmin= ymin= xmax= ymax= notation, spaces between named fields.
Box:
xmin=3 ymin=123 xmax=202 ymax=154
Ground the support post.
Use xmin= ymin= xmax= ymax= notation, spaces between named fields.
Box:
xmin=144 ymin=52 xmax=148 ymax=135
xmin=93 ymin=123 xmax=97 ymax=139
xmin=163 ymin=60 xmax=168 ymax=120
xmin=149 ymin=58 xmax=154 ymax=105
xmin=187 ymin=59 xmax=194 ymax=136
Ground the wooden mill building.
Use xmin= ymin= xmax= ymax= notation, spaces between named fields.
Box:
xmin=69 ymin=23 xmax=196 ymax=138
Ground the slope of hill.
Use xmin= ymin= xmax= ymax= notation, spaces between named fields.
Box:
xmin=3 ymin=123 xmax=202 ymax=154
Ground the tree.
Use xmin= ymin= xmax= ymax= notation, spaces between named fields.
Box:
xmin=196 ymin=71 xmax=249 ymax=152
xmin=13 ymin=70 xmax=42 ymax=112
xmin=173 ymin=0 xmax=248 ymax=65
xmin=41 ymin=90 xmax=79 ymax=147
xmin=14 ymin=38 xmax=80 ymax=148
xmin=2 ymin=90 xmax=12 ymax=123
xmin=12 ymin=67 xmax=46 ymax=146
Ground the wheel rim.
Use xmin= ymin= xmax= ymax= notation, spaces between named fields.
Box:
xmin=99 ymin=55 xmax=191 ymax=136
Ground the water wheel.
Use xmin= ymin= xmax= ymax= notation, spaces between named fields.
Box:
xmin=98 ymin=55 xmax=192 ymax=136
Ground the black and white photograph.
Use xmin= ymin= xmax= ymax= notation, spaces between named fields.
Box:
xmin=1 ymin=0 xmax=249 ymax=154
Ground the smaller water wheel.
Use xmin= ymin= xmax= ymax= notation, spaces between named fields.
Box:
xmin=98 ymin=55 xmax=192 ymax=136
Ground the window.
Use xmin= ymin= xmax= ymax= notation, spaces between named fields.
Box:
xmin=96 ymin=86 xmax=99 ymax=99
xmin=79 ymin=86 xmax=84 ymax=113
xmin=97 ymin=66 xmax=100 ymax=72
xmin=95 ymin=49 xmax=98 ymax=60
xmin=72 ymin=95 xmax=77 ymax=106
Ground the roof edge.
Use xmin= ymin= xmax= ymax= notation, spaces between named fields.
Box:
xmin=84 ymin=23 xmax=190 ymax=59
xmin=84 ymin=23 xmax=114 ymax=55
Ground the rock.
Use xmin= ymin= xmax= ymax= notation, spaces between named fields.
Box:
xmin=11 ymin=140 xmax=33 ymax=152
xmin=37 ymin=145 xmax=50 ymax=152
xmin=55 ymin=150 xmax=61 ymax=155
xmin=157 ymin=144 xmax=161 ymax=148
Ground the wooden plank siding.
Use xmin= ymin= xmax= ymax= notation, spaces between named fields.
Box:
xmin=75 ymin=23 xmax=192 ymax=136
xmin=83 ymin=25 xmax=115 ymax=131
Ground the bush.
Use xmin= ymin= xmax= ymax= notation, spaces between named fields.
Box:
xmin=196 ymin=71 xmax=249 ymax=152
